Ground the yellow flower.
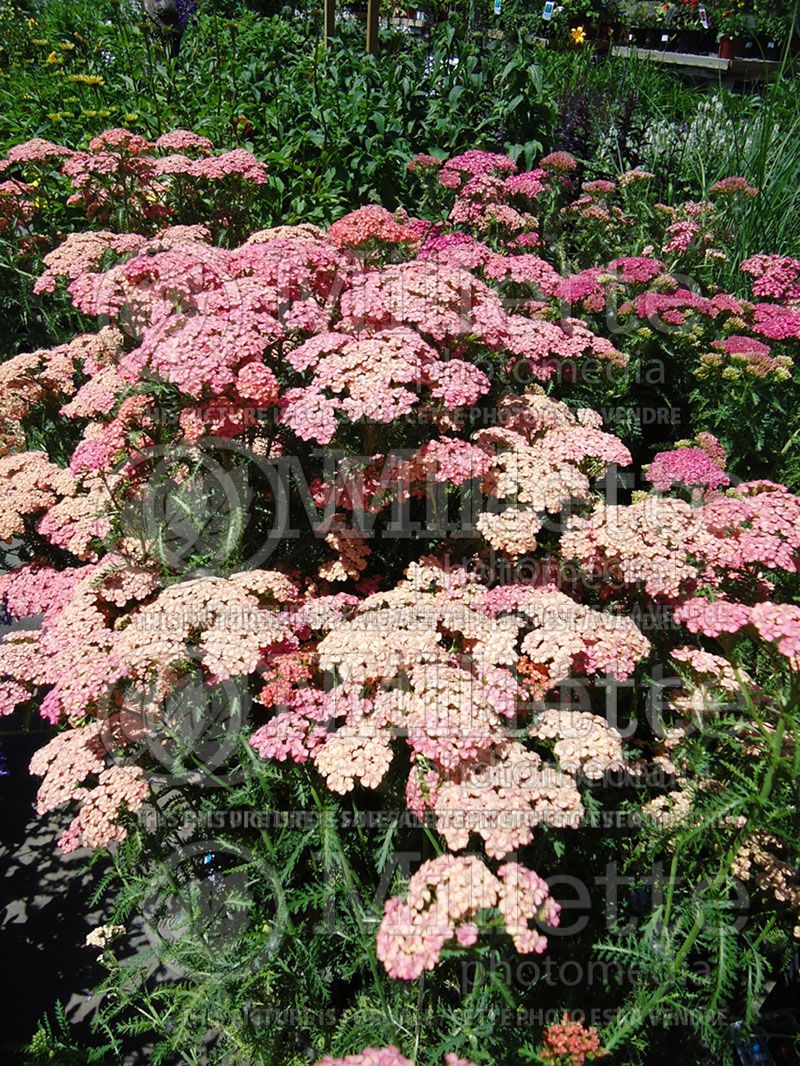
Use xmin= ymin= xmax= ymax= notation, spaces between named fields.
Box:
xmin=45 ymin=51 xmax=60 ymax=63
xmin=123 ymin=113 xmax=139 ymax=122
xmin=32 ymin=38 xmax=49 ymax=46
xmin=26 ymin=16 xmax=36 ymax=27
xmin=59 ymin=41 xmax=75 ymax=51
xmin=83 ymin=109 xmax=98 ymax=117
xmin=570 ymin=25 xmax=587 ymax=44
xmin=67 ymin=73 xmax=104 ymax=85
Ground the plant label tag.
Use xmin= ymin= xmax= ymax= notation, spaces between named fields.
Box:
xmin=661 ymin=33 xmax=669 ymax=41
xmin=542 ymin=1 xmax=554 ymax=20
xmin=699 ymin=5 xmax=709 ymax=28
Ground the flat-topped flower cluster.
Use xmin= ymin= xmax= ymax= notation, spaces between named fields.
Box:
xmin=1 ymin=135 xmax=800 ymax=997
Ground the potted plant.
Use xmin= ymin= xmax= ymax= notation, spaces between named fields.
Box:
xmin=673 ymin=0 xmax=716 ymax=52
xmin=547 ymin=0 xmax=622 ymax=47
xmin=638 ymin=2 xmax=675 ymax=49
xmin=626 ymin=1 xmax=672 ymax=48
xmin=752 ymin=0 xmax=791 ymax=59
xmin=709 ymin=0 xmax=751 ymax=58
xmin=624 ymin=2 xmax=650 ymax=46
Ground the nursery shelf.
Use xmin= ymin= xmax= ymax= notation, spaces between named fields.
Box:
xmin=611 ymin=45 xmax=785 ymax=86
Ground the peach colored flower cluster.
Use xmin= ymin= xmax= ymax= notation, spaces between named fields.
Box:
xmin=0 ymin=451 xmax=76 ymax=541
xmin=732 ymin=833 xmax=800 ymax=939
xmin=419 ymin=742 xmax=584 ymax=858
xmin=327 ymin=205 xmax=425 ymax=254
xmin=249 ymin=561 xmax=648 ymax=880
xmin=531 ymin=710 xmax=627 ymax=780
xmin=472 ymin=391 xmax=631 ymax=558
xmin=376 ymin=853 xmax=559 ymax=978
xmin=29 ymin=721 xmax=150 ymax=852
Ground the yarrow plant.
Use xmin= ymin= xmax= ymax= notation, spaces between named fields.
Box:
xmin=2 ymin=136 xmax=800 ymax=1066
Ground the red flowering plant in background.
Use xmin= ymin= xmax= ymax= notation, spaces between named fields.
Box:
xmin=1 ymin=135 xmax=799 ymax=1065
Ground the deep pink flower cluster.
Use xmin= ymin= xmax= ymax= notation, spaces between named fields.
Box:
xmin=645 ymin=447 xmax=730 ymax=492
xmin=608 ymin=256 xmax=665 ymax=283
xmin=741 ymin=254 xmax=800 ymax=305
xmin=504 ymin=168 xmax=547 ymax=200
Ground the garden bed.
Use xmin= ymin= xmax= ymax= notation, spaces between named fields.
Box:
xmin=1 ymin=4 xmax=800 ymax=1064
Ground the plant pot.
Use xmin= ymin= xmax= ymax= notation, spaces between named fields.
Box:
xmin=675 ymin=28 xmax=715 ymax=53
xmin=718 ymin=35 xmax=738 ymax=59
xmin=654 ymin=29 xmax=676 ymax=50
xmin=675 ymin=28 xmax=701 ymax=53
xmin=763 ymin=38 xmax=783 ymax=60
xmin=740 ymin=35 xmax=758 ymax=57
xmin=745 ymin=35 xmax=783 ymax=60
xmin=628 ymin=26 xmax=651 ymax=47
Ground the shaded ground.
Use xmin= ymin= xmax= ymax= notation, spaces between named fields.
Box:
xmin=0 ymin=728 xmax=107 ymax=1060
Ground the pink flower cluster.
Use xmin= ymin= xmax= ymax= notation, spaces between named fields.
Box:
xmin=376 ymin=854 xmax=559 ymax=979
xmin=313 ymin=1050 xmax=477 ymax=1066
xmin=698 ymin=334 xmax=793 ymax=381
xmin=709 ymin=176 xmax=759 ymax=199
xmin=645 ymin=447 xmax=730 ymax=492
xmin=438 ymin=150 xmax=517 ymax=190
xmin=0 ymin=127 xmax=268 ymax=237
xmin=5 ymin=135 xmax=800 ymax=1017
xmin=741 ymin=254 xmax=800 ymax=305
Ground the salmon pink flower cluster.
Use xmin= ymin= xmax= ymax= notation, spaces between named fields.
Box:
xmin=540 ymin=1016 xmax=606 ymax=1065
